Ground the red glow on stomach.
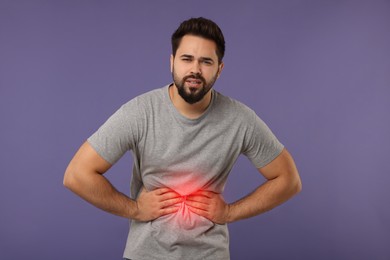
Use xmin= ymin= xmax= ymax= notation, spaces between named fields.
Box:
xmin=168 ymin=180 xmax=209 ymax=227
xmin=171 ymin=177 xmax=202 ymax=196
xmin=148 ymin=171 xmax=214 ymax=229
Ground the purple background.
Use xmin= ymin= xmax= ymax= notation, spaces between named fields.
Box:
xmin=1 ymin=1 xmax=389 ymax=259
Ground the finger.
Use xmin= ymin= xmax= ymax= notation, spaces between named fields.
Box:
xmin=159 ymin=206 xmax=180 ymax=216
xmin=154 ymin=187 xmax=175 ymax=195
xmin=160 ymin=191 xmax=182 ymax=201
xmin=188 ymin=206 xmax=209 ymax=219
xmin=186 ymin=195 xmax=209 ymax=204
xmin=153 ymin=188 xmax=181 ymax=198
xmin=185 ymin=200 xmax=209 ymax=211
xmin=191 ymin=190 xmax=214 ymax=198
xmin=161 ymin=197 xmax=183 ymax=208
xmin=172 ymin=202 xmax=182 ymax=208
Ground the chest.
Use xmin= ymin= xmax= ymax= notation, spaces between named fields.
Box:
xmin=136 ymin=114 xmax=244 ymax=194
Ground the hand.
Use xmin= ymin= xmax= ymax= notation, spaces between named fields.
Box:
xmin=185 ymin=191 xmax=230 ymax=224
xmin=134 ymin=187 xmax=182 ymax=222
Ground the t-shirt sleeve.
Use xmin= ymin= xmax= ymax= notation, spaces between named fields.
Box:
xmin=87 ymin=100 xmax=140 ymax=165
xmin=242 ymin=110 xmax=284 ymax=168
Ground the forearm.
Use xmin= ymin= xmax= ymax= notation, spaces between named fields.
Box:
xmin=227 ymin=174 xmax=301 ymax=223
xmin=63 ymin=169 xmax=137 ymax=219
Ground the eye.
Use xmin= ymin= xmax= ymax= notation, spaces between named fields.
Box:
xmin=200 ymin=59 xmax=214 ymax=65
xmin=181 ymin=57 xmax=192 ymax=62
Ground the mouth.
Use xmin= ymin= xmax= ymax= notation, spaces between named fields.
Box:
xmin=185 ymin=77 xmax=203 ymax=88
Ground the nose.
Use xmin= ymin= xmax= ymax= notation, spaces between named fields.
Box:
xmin=190 ymin=61 xmax=202 ymax=75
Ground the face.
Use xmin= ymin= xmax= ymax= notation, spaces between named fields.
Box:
xmin=171 ymin=35 xmax=224 ymax=104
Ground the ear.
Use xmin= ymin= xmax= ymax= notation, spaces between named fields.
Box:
xmin=170 ymin=54 xmax=174 ymax=73
xmin=217 ymin=62 xmax=224 ymax=78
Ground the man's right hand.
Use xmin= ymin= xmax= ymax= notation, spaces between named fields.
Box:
xmin=134 ymin=187 xmax=182 ymax=222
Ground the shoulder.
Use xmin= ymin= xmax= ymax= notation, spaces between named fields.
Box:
xmin=213 ymin=90 xmax=257 ymax=119
xmin=121 ymin=85 xmax=167 ymax=112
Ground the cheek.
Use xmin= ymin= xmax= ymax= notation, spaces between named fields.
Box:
xmin=173 ymin=63 xmax=185 ymax=76
xmin=204 ymin=69 xmax=219 ymax=81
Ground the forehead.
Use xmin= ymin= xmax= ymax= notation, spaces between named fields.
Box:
xmin=176 ymin=35 xmax=218 ymax=59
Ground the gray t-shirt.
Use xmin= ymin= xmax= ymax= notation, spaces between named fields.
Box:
xmin=88 ymin=84 xmax=284 ymax=260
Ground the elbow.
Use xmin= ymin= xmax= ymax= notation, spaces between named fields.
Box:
xmin=63 ymin=171 xmax=72 ymax=189
xmin=292 ymin=173 xmax=302 ymax=195
xmin=63 ymin=166 xmax=76 ymax=190
xmin=63 ymin=169 xmax=81 ymax=195
xmin=295 ymin=178 xmax=302 ymax=194
xmin=63 ymin=173 xmax=70 ymax=189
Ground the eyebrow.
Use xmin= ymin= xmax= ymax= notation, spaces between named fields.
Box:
xmin=199 ymin=57 xmax=214 ymax=63
xmin=180 ymin=54 xmax=215 ymax=63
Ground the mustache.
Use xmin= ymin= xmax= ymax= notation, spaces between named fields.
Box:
xmin=183 ymin=74 xmax=206 ymax=84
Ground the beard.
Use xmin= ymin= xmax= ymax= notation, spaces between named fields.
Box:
xmin=172 ymin=67 xmax=218 ymax=104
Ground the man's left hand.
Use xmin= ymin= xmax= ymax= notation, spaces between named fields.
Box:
xmin=185 ymin=191 xmax=230 ymax=224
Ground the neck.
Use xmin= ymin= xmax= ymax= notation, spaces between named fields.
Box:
xmin=169 ymin=84 xmax=212 ymax=119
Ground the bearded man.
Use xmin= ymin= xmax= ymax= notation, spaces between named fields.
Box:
xmin=64 ymin=17 xmax=302 ymax=260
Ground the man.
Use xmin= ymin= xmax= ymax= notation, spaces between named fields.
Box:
xmin=64 ymin=17 xmax=301 ymax=260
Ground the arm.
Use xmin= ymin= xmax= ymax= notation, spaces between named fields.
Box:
xmin=63 ymin=141 xmax=181 ymax=221
xmin=186 ymin=148 xmax=302 ymax=224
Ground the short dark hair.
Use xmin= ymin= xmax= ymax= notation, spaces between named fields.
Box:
xmin=171 ymin=17 xmax=225 ymax=63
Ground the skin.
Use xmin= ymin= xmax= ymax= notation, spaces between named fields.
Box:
xmin=63 ymin=34 xmax=302 ymax=224
xmin=185 ymin=149 xmax=301 ymax=224
xmin=63 ymin=142 xmax=182 ymax=222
